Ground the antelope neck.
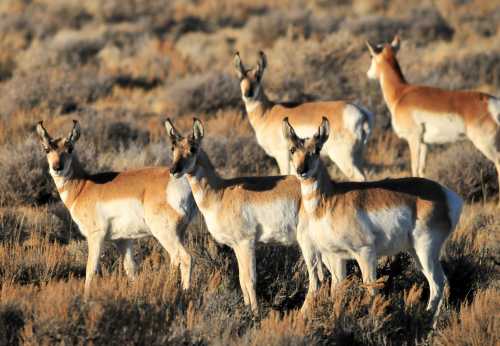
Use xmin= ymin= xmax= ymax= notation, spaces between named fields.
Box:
xmin=52 ymin=157 xmax=87 ymax=208
xmin=300 ymin=162 xmax=332 ymax=207
xmin=378 ymin=58 xmax=408 ymax=112
xmin=244 ymin=87 xmax=273 ymax=120
xmin=186 ymin=150 xmax=223 ymax=204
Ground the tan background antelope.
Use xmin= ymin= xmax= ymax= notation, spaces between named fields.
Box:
xmin=366 ymin=36 xmax=500 ymax=201
xmin=234 ymin=51 xmax=373 ymax=181
xmin=1 ymin=0 xmax=499 ymax=344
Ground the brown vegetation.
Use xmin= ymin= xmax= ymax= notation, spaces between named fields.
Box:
xmin=0 ymin=0 xmax=499 ymax=345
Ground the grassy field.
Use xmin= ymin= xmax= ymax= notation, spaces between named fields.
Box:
xmin=0 ymin=0 xmax=499 ymax=344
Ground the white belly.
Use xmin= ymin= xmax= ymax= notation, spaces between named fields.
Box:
xmin=200 ymin=198 xmax=299 ymax=246
xmin=308 ymin=206 xmax=414 ymax=258
xmin=97 ymin=199 xmax=150 ymax=240
xmin=412 ymin=110 xmax=466 ymax=143
xmin=201 ymin=206 xmax=233 ymax=245
xmin=243 ymin=198 xmax=299 ymax=245
xmin=306 ymin=217 xmax=352 ymax=260
xmin=357 ymin=207 xmax=413 ymax=256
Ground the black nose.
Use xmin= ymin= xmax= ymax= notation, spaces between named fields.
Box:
xmin=244 ymin=88 xmax=254 ymax=98
xmin=170 ymin=163 xmax=180 ymax=175
xmin=53 ymin=162 xmax=62 ymax=171
xmin=296 ymin=163 xmax=308 ymax=176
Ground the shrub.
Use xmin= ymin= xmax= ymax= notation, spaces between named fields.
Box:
xmin=423 ymin=52 xmax=500 ymax=90
xmin=203 ymin=135 xmax=276 ymax=177
xmin=435 ymin=287 xmax=500 ymax=346
xmin=0 ymin=67 xmax=114 ymax=117
xmin=0 ymin=303 xmax=24 ymax=346
xmin=165 ymin=72 xmax=241 ymax=116
xmin=0 ymin=137 xmax=56 ymax=207
xmin=344 ymin=7 xmax=453 ymax=45
xmin=98 ymin=35 xmax=170 ymax=84
xmin=105 ymin=121 xmax=150 ymax=149
xmin=0 ymin=205 xmax=74 ymax=244
xmin=426 ymin=142 xmax=498 ymax=203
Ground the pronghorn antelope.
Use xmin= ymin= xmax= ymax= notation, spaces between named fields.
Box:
xmin=283 ymin=117 xmax=463 ymax=325
xmin=164 ymin=118 xmax=323 ymax=313
xmin=366 ymin=36 xmax=500 ymax=196
xmin=234 ymin=51 xmax=373 ymax=181
xmin=36 ymin=120 xmax=195 ymax=297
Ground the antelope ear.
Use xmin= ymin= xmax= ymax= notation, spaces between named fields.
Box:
xmin=366 ymin=41 xmax=376 ymax=56
xmin=36 ymin=121 xmax=52 ymax=148
xmin=255 ymin=51 xmax=267 ymax=80
xmin=164 ymin=118 xmax=181 ymax=143
xmin=234 ymin=52 xmax=245 ymax=79
xmin=314 ymin=117 xmax=330 ymax=148
xmin=391 ymin=35 xmax=401 ymax=53
xmin=192 ymin=118 xmax=204 ymax=142
xmin=65 ymin=120 xmax=81 ymax=148
xmin=282 ymin=117 xmax=298 ymax=144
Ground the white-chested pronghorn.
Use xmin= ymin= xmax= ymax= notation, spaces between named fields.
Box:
xmin=234 ymin=51 xmax=373 ymax=181
xmin=36 ymin=120 xmax=195 ymax=297
xmin=366 ymin=36 xmax=500 ymax=199
xmin=164 ymin=118 xmax=323 ymax=313
xmin=283 ymin=117 xmax=463 ymax=325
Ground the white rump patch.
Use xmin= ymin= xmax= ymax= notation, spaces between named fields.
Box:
xmin=412 ymin=110 xmax=466 ymax=143
xmin=488 ymin=97 xmax=500 ymax=125
xmin=442 ymin=187 xmax=463 ymax=231
xmin=343 ymin=104 xmax=370 ymax=141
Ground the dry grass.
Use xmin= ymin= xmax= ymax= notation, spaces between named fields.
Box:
xmin=0 ymin=0 xmax=499 ymax=345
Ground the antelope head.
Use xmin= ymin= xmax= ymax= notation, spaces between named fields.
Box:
xmin=36 ymin=120 xmax=81 ymax=178
xmin=165 ymin=118 xmax=204 ymax=178
xmin=282 ymin=117 xmax=329 ymax=179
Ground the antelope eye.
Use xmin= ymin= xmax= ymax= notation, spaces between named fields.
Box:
xmin=190 ymin=147 xmax=196 ymax=154
xmin=290 ymin=147 xmax=296 ymax=154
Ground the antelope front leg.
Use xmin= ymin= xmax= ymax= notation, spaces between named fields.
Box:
xmin=116 ymin=239 xmax=137 ymax=280
xmin=408 ymin=137 xmax=422 ymax=177
xmin=150 ymin=218 xmax=193 ymax=290
xmin=297 ymin=231 xmax=320 ymax=315
xmin=323 ymin=254 xmax=347 ymax=297
xmin=356 ymin=247 xmax=378 ymax=296
xmin=84 ymin=231 xmax=105 ymax=300
xmin=235 ymin=240 xmax=258 ymax=313
xmin=418 ymin=143 xmax=428 ymax=177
